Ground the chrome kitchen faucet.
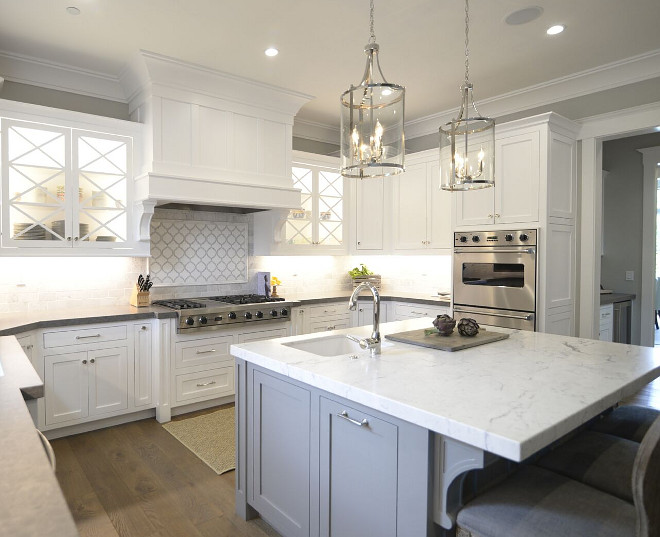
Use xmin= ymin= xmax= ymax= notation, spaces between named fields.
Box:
xmin=347 ymin=282 xmax=381 ymax=356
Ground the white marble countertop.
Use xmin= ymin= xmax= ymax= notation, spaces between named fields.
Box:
xmin=231 ymin=318 xmax=660 ymax=462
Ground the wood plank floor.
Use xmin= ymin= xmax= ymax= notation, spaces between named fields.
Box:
xmin=50 ymin=403 xmax=281 ymax=537
xmin=52 ymin=378 xmax=660 ymax=537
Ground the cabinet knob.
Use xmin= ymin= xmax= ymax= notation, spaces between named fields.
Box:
xmin=67 ymin=236 xmax=72 ymax=241
xmin=90 ymin=358 xmax=95 ymax=364
xmin=82 ymin=359 xmax=87 ymax=364
xmin=487 ymin=214 xmax=493 ymax=218
xmin=74 ymin=236 xmax=79 ymax=241
xmin=357 ymin=241 xmax=361 ymax=245
xmin=494 ymin=213 xmax=500 ymax=218
xmin=141 ymin=325 xmax=147 ymax=330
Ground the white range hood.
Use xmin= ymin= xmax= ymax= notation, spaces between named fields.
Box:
xmin=120 ymin=51 xmax=313 ymax=214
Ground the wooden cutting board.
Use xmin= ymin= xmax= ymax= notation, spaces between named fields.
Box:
xmin=384 ymin=327 xmax=509 ymax=352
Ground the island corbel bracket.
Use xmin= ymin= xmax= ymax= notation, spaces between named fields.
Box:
xmin=433 ymin=434 xmax=485 ymax=529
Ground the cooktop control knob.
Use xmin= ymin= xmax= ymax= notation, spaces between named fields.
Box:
xmin=505 ymin=234 xmax=514 ymax=242
xmin=255 ymin=311 xmax=264 ymax=318
xmin=471 ymin=235 xmax=480 ymax=243
xmin=244 ymin=312 xmax=253 ymax=319
xmin=198 ymin=316 xmax=208 ymax=325
xmin=459 ymin=235 xmax=468 ymax=243
xmin=228 ymin=311 xmax=237 ymax=320
xmin=185 ymin=316 xmax=195 ymax=326
xmin=280 ymin=309 xmax=289 ymax=317
xmin=270 ymin=309 xmax=279 ymax=317
xmin=519 ymin=233 xmax=529 ymax=242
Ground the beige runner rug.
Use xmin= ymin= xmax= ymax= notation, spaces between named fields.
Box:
xmin=162 ymin=407 xmax=235 ymax=474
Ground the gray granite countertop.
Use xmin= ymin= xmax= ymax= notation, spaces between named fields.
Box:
xmin=0 ymin=304 xmax=177 ymax=337
xmin=0 ymin=294 xmax=450 ymax=336
xmin=0 ymin=336 xmax=79 ymax=537
xmin=600 ymin=292 xmax=636 ymax=305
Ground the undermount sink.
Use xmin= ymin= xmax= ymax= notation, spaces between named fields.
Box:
xmin=283 ymin=335 xmax=392 ymax=357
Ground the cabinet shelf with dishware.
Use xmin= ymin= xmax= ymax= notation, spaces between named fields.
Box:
xmin=0 ymin=101 xmax=148 ymax=256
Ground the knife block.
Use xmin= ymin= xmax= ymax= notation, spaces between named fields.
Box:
xmin=130 ymin=289 xmax=150 ymax=308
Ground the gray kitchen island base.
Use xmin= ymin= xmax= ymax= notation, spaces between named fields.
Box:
xmin=235 ymin=358 xmax=443 ymax=537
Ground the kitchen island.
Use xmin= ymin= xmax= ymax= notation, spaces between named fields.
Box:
xmin=231 ymin=317 xmax=660 ymax=537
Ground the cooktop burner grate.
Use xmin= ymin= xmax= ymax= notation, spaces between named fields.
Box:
xmin=205 ymin=294 xmax=285 ymax=305
xmin=152 ymin=299 xmax=206 ymax=310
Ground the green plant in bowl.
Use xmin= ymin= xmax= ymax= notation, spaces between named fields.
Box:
xmin=348 ymin=264 xmax=374 ymax=278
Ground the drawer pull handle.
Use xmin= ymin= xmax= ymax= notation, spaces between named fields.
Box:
xmin=327 ymin=325 xmax=335 ymax=330
xmin=411 ymin=311 xmax=427 ymax=315
xmin=338 ymin=410 xmax=368 ymax=427
xmin=196 ymin=380 xmax=217 ymax=387
xmin=76 ymin=334 xmax=101 ymax=339
xmin=196 ymin=349 xmax=217 ymax=355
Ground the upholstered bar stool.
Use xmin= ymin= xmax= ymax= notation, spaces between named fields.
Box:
xmin=590 ymin=404 xmax=660 ymax=442
xmin=456 ymin=415 xmax=660 ymax=537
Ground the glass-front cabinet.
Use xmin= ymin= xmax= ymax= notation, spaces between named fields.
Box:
xmin=282 ymin=153 xmax=345 ymax=252
xmin=1 ymin=118 xmax=132 ymax=251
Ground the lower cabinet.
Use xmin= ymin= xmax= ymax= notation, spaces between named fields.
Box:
xmin=244 ymin=363 xmax=430 ymax=537
xmin=599 ymin=304 xmax=613 ymax=342
xmin=44 ymin=347 xmax=128 ymax=425
xmin=319 ymin=397 xmax=397 ymax=537
xmin=390 ymin=301 xmax=450 ymax=322
xmin=250 ymin=369 xmax=311 ymax=537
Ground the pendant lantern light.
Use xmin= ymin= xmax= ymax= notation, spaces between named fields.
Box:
xmin=340 ymin=0 xmax=405 ymax=178
xmin=439 ymin=0 xmax=495 ymax=191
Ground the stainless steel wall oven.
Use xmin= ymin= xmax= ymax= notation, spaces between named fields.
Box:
xmin=453 ymin=229 xmax=537 ymax=331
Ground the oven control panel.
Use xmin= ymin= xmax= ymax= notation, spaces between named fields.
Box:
xmin=454 ymin=229 xmax=537 ymax=247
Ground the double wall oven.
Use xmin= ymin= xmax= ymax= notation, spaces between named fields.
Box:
xmin=452 ymin=229 xmax=537 ymax=331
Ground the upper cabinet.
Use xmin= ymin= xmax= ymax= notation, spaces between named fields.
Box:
xmin=355 ymin=177 xmax=385 ymax=251
xmin=392 ymin=156 xmax=452 ymax=252
xmin=454 ymin=113 xmax=578 ymax=230
xmin=254 ymin=152 xmax=347 ymax=255
xmin=0 ymin=103 xmax=147 ymax=256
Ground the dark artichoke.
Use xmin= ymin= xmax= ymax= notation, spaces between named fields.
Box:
xmin=457 ymin=318 xmax=480 ymax=337
xmin=433 ymin=314 xmax=456 ymax=336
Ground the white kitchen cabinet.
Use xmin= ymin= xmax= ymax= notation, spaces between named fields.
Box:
xmin=44 ymin=346 xmax=128 ymax=426
xmin=16 ymin=333 xmax=35 ymax=368
xmin=291 ymin=306 xmax=308 ymax=335
xmin=392 ymin=158 xmax=452 ymax=252
xmin=253 ymin=152 xmax=346 ymax=255
xmin=599 ymin=304 xmax=613 ymax=342
xmin=308 ymin=302 xmax=351 ymax=334
xmin=454 ymin=130 xmax=540 ymax=227
xmin=355 ymin=178 xmax=385 ymax=251
xmin=0 ymin=115 xmax=143 ymax=255
xmin=390 ymin=301 xmax=451 ymax=322
xmin=133 ymin=323 xmax=153 ymax=407
xmin=352 ymin=301 xmax=388 ymax=328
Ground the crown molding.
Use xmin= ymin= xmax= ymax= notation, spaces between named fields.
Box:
xmin=577 ymin=100 xmax=660 ymax=140
xmin=404 ymin=48 xmax=660 ymax=140
xmin=0 ymin=49 xmax=125 ymax=102
xmin=292 ymin=118 xmax=340 ymax=145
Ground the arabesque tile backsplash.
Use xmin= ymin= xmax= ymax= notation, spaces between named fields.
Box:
xmin=0 ymin=210 xmax=451 ymax=313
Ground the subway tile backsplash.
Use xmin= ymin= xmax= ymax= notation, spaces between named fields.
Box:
xmin=0 ymin=209 xmax=451 ymax=312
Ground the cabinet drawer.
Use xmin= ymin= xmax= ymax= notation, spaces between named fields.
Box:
xmin=237 ymin=327 xmax=289 ymax=344
xmin=310 ymin=316 xmax=351 ymax=333
xmin=393 ymin=303 xmax=448 ymax=319
xmin=175 ymin=335 xmax=233 ymax=370
xmin=43 ymin=325 xmax=127 ymax=348
xmin=309 ymin=303 xmax=346 ymax=318
xmin=175 ymin=366 xmax=234 ymax=403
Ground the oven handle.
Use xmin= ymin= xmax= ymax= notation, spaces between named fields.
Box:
xmin=453 ymin=247 xmax=536 ymax=255
xmin=453 ymin=307 xmax=534 ymax=321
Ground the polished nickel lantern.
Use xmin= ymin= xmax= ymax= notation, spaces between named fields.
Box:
xmin=340 ymin=0 xmax=405 ymax=179
xmin=439 ymin=0 xmax=495 ymax=191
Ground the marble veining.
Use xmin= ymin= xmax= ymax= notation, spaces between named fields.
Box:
xmin=231 ymin=318 xmax=660 ymax=461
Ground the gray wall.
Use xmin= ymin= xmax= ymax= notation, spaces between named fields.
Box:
xmin=602 ymin=132 xmax=660 ymax=345
xmin=0 ymin=80 xmax=130 ymax=120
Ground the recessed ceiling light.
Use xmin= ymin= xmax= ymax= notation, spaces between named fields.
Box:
xmin=264 ymin=48 xmax=279 ymax=57
xmin=546 ymin=24 xmax=565 ymax=35
xmin=66 ymin=6 xmax=80 ymax=15
xmin=505 ymin=6 xmax=544 ymax=25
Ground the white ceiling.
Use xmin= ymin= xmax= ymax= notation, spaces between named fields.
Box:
xmin=1 ymin=0 xmax=660 ymax=128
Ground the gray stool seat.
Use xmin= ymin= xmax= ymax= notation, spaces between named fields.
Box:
xmin=456 ymin=466 xmax=635 ymax=537
xmin=591 ymin=404 xmax=660 ymax=442
xmin=535 ymin=430 xmax=638 ymax=503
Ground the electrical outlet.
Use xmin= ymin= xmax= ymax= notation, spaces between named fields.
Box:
xmin=625 ymin=271 xmax=634 ymax=281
